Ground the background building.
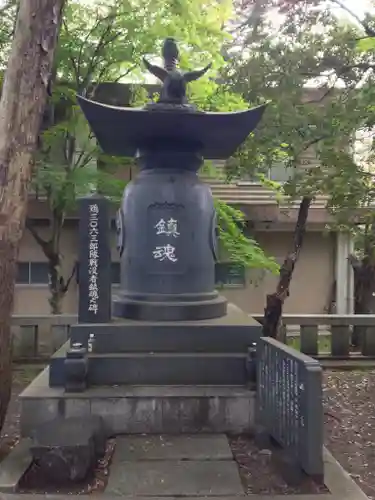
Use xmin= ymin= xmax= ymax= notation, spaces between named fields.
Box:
xmin=14 ymin=84 xmax=354 ymax=316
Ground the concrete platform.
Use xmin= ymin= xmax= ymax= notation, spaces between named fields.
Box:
xmin=19 ymin=367 xmax=255 ymax=436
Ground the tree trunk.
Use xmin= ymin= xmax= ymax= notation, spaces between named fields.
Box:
xmin=26 ymin=218 xmax=77 ymax=315
xmin=49 ymin=264 xmax=64 ymax=315
xmin=350 ymin=253 xmax=375 ymax=347
xmin=263 ymin=196 xmax=312 ymax=339
xmin=0 ymin=0 xmax=65 ymax=432
xmin=47 ymin=260 xmax=77 ymax=314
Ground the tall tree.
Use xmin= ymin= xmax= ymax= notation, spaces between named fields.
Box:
xmin=278 ymin=1 xmax=375 ymax=339
xmin=305 ymin=5 xmax=375 ymax=329
xmin=225 ymin=0 xmax=375 ymax=336
xmin=0 ymin=0 xmax=65 ymax=432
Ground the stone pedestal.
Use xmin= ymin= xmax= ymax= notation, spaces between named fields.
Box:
xmin=19 ymin=304 xmax=261 ymax=436
xmin=48 ymin=304 xmax=261 ymax=387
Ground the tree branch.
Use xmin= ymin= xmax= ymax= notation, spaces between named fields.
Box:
xmin=263 ymin=196 xmax=312 ymax=338
xmin=63 ymin=133 xmax=76 ymax=166
xmin=88 ymin=64 xmax=137 ymax=98
xmin=76 ymin=9 xmax=120 ymax=74
xmin=330 ymin=0 xmax=375 ymax=37
xmin=61 ymin=262 xmax=77 ymax=293
xmin=76 ymin=10 xmax=102 ymax=71
xmin=276 ymin=196 xmax=312 ymax=298
xmin=80 ymin=19 xmax=123 ymax=92
xmin=25 ymin=218 xmax=50 ymax=255
xmin=112 ymin=66 xmax=138 ymax=83
xmin=61 ymin=18 xmax=80 ymax=88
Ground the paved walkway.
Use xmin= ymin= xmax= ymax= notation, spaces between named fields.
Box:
xmin=106 ymin=434 xmax=245 ymax=496
xmin=0 ymin=434 xmax=369 ymax=500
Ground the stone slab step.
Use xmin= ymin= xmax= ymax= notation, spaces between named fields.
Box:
xmin=49 ymin=351 xmax=249 ymax=386
xmin=20 ymin=368 xmax=255 ymax=436
xmin=70 ymin=308 xmax=261 ymax=354
xmin=106 ymin=460 xmax=244 ymax=496
xmin=113 ymin=435 xmax=233 ymax=461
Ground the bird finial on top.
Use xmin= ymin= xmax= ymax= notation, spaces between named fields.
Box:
xmin=162 ymin=38 xmax=179 ymax=71
xmin=143 ymin=38 xmax=212 ymax=105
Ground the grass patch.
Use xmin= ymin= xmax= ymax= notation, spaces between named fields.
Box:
xmin=287 ymin=335 xmax=331 ymax=354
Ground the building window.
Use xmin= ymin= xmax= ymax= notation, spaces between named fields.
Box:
xmin=215 ymin=262 xmax=246 ymax=287
xmin=239 ymin=161 xmax=295 ymax=183
xmin=16 ymin=262 xmax=50 ymax=285
xmin=269 ymin=162 xmax=295 ymax=182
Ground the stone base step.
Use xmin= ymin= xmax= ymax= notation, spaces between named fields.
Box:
xmin=50 ymin=350 xmax=249 ymax=386
xmin=20 ymin=367 xmax=255 ymax=436
xmin=112 ymin=294 xmax=228 ymax=322
xmin=70 ymin=303 xmax=262 ymax=354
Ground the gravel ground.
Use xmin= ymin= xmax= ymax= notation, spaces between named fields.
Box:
xmin=2 ymin=366 xmax=375 ymax=497
xmin=0 ymin=365 xmax=44 ymax=460
xmin=230 ymin=434 xmax=328 ymax=495
xmin=323 ymin=370 xmax=375 ymax=500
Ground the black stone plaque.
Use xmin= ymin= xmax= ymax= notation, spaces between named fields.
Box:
xmin=256 ymin=338 xmax=324 ymax=478
xmin=78 ymin=195 xmax=111 ymax=323
xmin=146 ymin=203 xmax=187 ymax=275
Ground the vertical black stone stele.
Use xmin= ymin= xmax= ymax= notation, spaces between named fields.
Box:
xmin=78 ymin=194 xmax=111 ymax=323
